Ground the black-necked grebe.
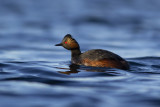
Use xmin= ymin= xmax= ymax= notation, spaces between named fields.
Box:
xmin=55 ymin=34 xmax=130 ymax=70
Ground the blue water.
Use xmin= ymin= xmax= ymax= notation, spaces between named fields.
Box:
xmin=0 ymin=0 xmax=160 ymax=107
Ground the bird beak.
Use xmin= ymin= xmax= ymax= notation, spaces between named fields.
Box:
xmin=55 ymin=43 xmax=62 ymax=46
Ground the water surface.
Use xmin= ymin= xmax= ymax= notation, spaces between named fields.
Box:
xmin=0 ymin=0 xmax=160 ymax=107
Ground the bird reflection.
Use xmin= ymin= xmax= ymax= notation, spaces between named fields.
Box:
xmin=58 ymin=64 xmax=80 ymax=75
xmin=56 ymin=64 xmax=117 ymax=75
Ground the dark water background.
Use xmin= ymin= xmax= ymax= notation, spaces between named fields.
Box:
xmin=0 ymin=0 xmax=160 ymax=107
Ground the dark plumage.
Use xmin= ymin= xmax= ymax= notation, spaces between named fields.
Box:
xmin=55 ymin=34 xmax=130 ymax=70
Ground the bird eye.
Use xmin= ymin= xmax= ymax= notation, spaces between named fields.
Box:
xmin=65 ymin=42 xmax=67 ymax=44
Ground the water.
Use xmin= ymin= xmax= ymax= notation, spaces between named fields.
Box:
xmin=0 ymin=0 xmax=160 ymax=107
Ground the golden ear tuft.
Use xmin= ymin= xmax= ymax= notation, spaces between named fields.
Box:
xmin=66 ymin=36 xmax=79 ymax=49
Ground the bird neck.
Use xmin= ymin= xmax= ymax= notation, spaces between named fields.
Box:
xmin=71 ymin=48 xmax=81 ymax=64
xmin=71 ymin=48 xmax=81 ymax=58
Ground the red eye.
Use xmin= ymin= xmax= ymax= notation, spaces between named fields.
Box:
xmin=65 ymin=42 xmax=67 ymax=44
